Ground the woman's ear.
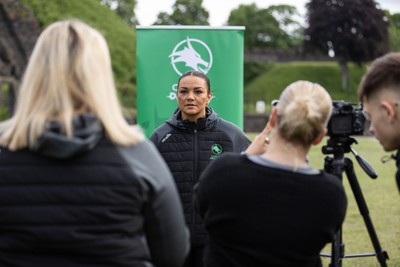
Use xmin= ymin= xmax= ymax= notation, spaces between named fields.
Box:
xmin=312 ymin=129 xmax=327 ymax=145
xmin=207 ymin=92 xmax=213 ymax=105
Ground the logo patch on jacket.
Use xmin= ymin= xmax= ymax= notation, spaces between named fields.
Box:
xmin=210 ymin=144 xmax=223 ymax=160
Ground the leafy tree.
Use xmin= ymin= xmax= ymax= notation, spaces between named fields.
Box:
xmin=154 ymin=0 xmax=209 ymax=25
xmin=267 ymin=5 xmax=303 ymax=47
xmin=304 ymin=0 xmax=388 ymax=89
xmin=154 ymin=12 xmax=175 ymax=25
xmin=227 ymin=4 xmax=300 ymax=50
xmin=101 ymin=0 xmax=137 ymax=26
xmin=386 ymin=11 xmax=400 ymax=51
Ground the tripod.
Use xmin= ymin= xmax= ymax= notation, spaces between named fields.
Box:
xmin=320 ymin=136 xmax=389 ymax=267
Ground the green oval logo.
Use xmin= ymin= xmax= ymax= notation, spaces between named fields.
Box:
xmin=211 ymin=144 xmax=223 ymax=155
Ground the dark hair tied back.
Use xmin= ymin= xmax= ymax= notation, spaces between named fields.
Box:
xmin=178 ymin=71 xmax=211 ymax=93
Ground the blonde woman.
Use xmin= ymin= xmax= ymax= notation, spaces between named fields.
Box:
xmin=195 ymin=81 xmax=347 ymax=267
xmin=0 ymin=20 xmax=189 ymax=267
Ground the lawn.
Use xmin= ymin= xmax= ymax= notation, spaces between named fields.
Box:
xmin=244 ymin=62 xmax=366 ymax=113
xmin=312 ymin=137 xmax=400 ymax=267
xmin=247 ymin=134 xmax=400 ymax=266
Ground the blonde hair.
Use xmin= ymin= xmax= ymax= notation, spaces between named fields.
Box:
xmin=0 ymin=20 xmax=144 ymax=150
xmin=276 ymin=81 xmax=332 ymax=146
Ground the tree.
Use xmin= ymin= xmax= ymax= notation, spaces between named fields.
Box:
xmin=154 ymin=0 xmax=209 ymax=25
xmin=304 ymin=0 xmax=388 ymax=89
xmin=267 ymin=5 xmax=303 ymax=47
xmin=101 ymin=0 xmax=138 ymax=26
xmin=227 ymin=4 xmax=301 ymax=50
xmin=386 ymin=11 xmax=400 ymax=51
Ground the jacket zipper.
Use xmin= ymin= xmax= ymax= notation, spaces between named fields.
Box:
xmin=191 ymin=129 xmax=198 ymax=236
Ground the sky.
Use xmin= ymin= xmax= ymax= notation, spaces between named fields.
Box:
xmin=136 ymin=0 xmax=400 ymax=27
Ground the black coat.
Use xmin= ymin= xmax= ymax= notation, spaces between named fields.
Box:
xmin=195 ymin=153 xmax=347 ymax=267
xmin=0 ymin=114 xmax=189 ymax=267
xmin=149 ymin=107 xmax=251 ymax=245
xmin=395 ymin=149 xmax=400 ymax=192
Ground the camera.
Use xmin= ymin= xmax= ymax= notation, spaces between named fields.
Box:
xmin=327 ymin=101 xmax=365 ymax=137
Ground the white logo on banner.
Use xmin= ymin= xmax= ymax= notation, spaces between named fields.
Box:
xmin=167 ymin=37 xmax=213 ymax=100
xmin=169 ymin=37 xmax=213 ymax=76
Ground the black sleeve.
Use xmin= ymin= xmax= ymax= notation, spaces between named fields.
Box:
xmin=321 ymin=171 xmax=348 ymax=234
xmin=148 ymin=131 xmax=158 ymax=145
xmin=149 ymin=123 xmax=172 ymax=148
xmin=118 ymin=141 xmax=190 ymax=267
xmin=217 ymin=119 xmax=251 ymax=152
xmin=239 ymin=133 xmax=252 ymax=152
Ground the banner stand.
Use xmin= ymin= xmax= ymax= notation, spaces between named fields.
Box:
xmin=136 ymin=25 xmax=245 ymax=137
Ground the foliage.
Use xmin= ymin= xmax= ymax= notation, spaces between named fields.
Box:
xmin=21 ymin=0 xmax=137 ymax=110
xmin=244 ymin=61 xmax=366 ymax=113
xmin=100 ymin=0 xmax=137 ymax=27
xmin=304 ymin=0 xmax=389 ymax=63
xmin=386 ymin=11 xmax=400 ymax=51
xmin=267 ymin=5 xmax=303 ymax=48
xmin=227 ymin=4 xmax=300 ymax=50
xmin=154 ymin=12 xmax=175 ymax=25
xmin=154 ymin=0 xmax=209 ymax=25
xmin=0 ymin=84 xmax=9 ymax=120
xmin=304 ymin=0 xmax=389 ymax=89
xmin=244 ymin=61 xmax=273 ymax=85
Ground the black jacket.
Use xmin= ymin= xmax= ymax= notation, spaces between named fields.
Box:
xmin=395 ymin=150 xmax=400 ymax=192
xmin=195 ymin=153 xmax=347 ymax=267
xmin=0 ymin=114 xmax=189 ymax=267
xmin=149 ymin=107 xmax=251 ymax=245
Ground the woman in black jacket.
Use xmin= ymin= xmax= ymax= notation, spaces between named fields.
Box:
xmin=150 ymin=71 xmax=251 ymax=267
xmin=0 ymin=20 xmax=189 ymax=267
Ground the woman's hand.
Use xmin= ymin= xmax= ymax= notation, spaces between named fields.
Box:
xmin=245 ymin=123 xmax=271 ymax=155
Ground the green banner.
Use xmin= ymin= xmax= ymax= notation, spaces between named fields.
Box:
xmin=136 ymin=26 xmax=245 ymax=137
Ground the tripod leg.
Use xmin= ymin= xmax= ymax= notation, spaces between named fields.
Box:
xmin=324 ymin=156 xmax=346 ymax=267
xmin=344 ymin=158 xmax=389 ymax=267
xmin=329 ymin=229 xmax=344 ymax=267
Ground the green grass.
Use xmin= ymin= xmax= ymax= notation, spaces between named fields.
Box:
xmin=0 ymin=84 xmax=8 ymax=120
xmin=312 ymin=137 xmax=400 ymax=267
xmin=244 ymin=61 xmax=367 ymax=113
xmin=21 ymin=0 xmax=137 ymax=109
xmin=246 ymin=133 xmax=400 ymax=266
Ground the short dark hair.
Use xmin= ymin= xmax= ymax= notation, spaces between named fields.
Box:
xmin=178 ymin=71 xmax=211 ymax=94
xmin=358 ymin=52 xmax=400 ymax=101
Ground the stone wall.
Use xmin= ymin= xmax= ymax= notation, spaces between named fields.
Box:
xmin=0 ymin=0 xmax=40 ymax=115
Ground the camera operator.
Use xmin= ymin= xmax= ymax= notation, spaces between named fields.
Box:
xmin=194 ymin=81 xmax=347 ymax=267
xmin=358 ymin=52 xmax=400 ymax=192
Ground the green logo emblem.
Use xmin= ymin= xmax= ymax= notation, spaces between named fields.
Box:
xmin=210 ymin=144 xmax=223 ymax=160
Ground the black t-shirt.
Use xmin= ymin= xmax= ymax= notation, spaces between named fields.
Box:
xmin=195 ymin=153 xmax=347 ymax=267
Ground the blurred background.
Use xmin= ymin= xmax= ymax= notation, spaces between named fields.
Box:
xmin=0 ymin=1 xmax=399 ymax=265
xmin=0 ymin=0 xmax=399 ymax=128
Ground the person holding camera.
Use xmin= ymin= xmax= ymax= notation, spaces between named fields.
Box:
xmin=0 ymin=20 xmax=189 ymax=267
xmin=194 ymin=80 xmax=347 ymax=267
xmin=358 ymin=52 xmax=400 ymax=192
